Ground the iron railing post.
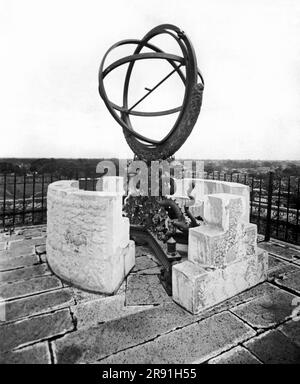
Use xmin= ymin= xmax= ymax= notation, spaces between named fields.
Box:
xmin=285 ymin=176 xmax=291 ymax=242
xmin=32 ymin=172 xmax=36 ymax=225
xmin=22 ymin=171 xmax=26 ymax=225
xmin=264 ymin=171 xmax=274 ymax=242
xmin=2 ymin=173 xmax=7 ymax=228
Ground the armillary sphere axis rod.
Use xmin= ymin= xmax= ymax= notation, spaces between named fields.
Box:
xmin=128 ymin=64 xmax=183 ymax=113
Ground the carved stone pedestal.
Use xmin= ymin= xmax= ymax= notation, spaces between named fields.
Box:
xmin=172 ymin=185 xmax=268 ymax=314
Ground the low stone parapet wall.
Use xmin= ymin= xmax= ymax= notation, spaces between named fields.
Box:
xmin=46 ymin=179 xmax=134 ymax=294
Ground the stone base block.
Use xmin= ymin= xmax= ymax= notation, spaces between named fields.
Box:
xmin=172 ymin=249 xmax=268 ymax=314
xmin=188 ymin=221 xmax=258 ymax=269
xmin=47 ymin=239 xmax=135 ymax=295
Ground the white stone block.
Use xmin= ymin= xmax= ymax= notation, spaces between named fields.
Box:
xmin=202 ymin=180 xmax=250 ymax=222
xmin=188 ymin=225 xmax=224 ymax=266
xmin=172 ymin=248 xmax=268 ymax=314
xmin=204 ymin=193 xmax=245 ymax=231
xmin=188 ymin=194 xmax=247 ymax=267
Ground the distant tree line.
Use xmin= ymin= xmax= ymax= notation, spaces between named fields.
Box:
xmin=0 ymin=158 xmax=121 ymax=177
xmin=1 ymin=158 xmax=300 ymax=179
xmin=204 ymin=160 xmax=300 ymax=178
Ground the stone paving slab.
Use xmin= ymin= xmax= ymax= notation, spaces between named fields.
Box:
xmin=244 ymin=330 xmax=300 ymax=364
xmin=135 ymin=245 xmax=152 ymax=257
xmin=126 ymin=274 xmax=172 ymax=305
xmin=116 ymin=280 xmax=126 ymax=295
xmin=0 ymin=264 xmax=50 ymax=285
xmin=53 ymin=302 xmax=208 ymax=364
xmin=269 ymin=238 xmax=300 ymax=251
xmin=258 ymin=242 xmax=300 ymax=264
xmin=0 ymin=246 xmax=35 ymax=259
xmin=208 ymin=345 xmax=261 ymax=364
xmin=278 ymin=320 xmax=300 ymax=347
xmin=4 ymin=288 xmax=74 ymax=322
xmin=230 ymin=284 xmax=297 ymax=329
xmin=268 ymin=260 xmax=299 ymax=281
xmin=70 ymin=287 xmax=108 ymax=304
xmin=0 ymin=275 xmax=63 ymax=300
xmin=136 ymin=266 xmax=162 ymax=275
xmin=274 ymin=269 xmax=300 ymax=295
xmin=0 ymin=308 xmax=74 ymax=353
xmin=73 ymin=295 xmax=153 ymax=329
xmin=267 ymin=255 xmax=287 ymax=274
xmin=9 ymin=237 xmax=46 ymax=249
xmin=97 ymin=312 xmax=255 ymax=364
xmin=0 ymin=342 xmax=51 ymax=364
xmin=201 ymin=282 xmax=278 ymax=316
xmin=22 ymin=227 xmax=46 ymax=239
xmin=0 ymin=254 xmax=39 ymax=272
xmin=132 ymin=255 xmax=158 ymax=272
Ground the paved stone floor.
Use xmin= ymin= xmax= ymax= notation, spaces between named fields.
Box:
xmin=0 ymin=225 xmax=300 ymax=364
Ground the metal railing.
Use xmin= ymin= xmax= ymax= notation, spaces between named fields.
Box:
xmin=0 ymin=170 xmax=299 ymax=245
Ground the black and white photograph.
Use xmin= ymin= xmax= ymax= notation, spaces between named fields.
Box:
xmin=0 ymin=0 xmax=300 ymax=369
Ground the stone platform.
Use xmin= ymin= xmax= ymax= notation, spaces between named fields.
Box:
xmin=1 ymin=225 xmax=300 ymax=364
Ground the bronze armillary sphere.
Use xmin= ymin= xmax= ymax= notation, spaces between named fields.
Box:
xmin=98 ymin=24 xmax=204 ymax=162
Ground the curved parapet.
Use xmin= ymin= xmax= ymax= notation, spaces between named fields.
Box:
xmin=46 ymin=178 xmax=134 ymax=294
xmin=169 ymin=178 xmax=250 ymax=223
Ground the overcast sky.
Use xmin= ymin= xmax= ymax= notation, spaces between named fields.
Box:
xmin=0 ymin=0 xmax=299 ymax=160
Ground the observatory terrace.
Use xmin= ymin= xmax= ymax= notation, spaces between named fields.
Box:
xmin=0 ymin=225 xmax=300 ymax=364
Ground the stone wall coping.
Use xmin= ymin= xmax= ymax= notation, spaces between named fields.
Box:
xmin=48 ymin=180 xmax=125 ymax=198
xmin=173 ymin=178 xmax=249 ymax=192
